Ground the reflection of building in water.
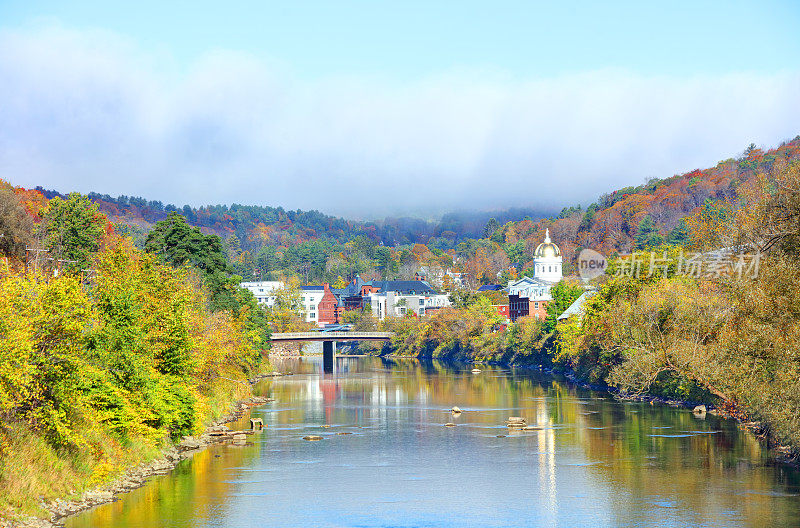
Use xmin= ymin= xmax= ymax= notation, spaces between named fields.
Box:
xmin=534 ymin=399 xmax=558 ymax=522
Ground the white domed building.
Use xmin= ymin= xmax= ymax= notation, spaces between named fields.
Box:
xmin=532 ymin=229 xmax=563 ymax=282
xmin=506 ymin=229 xmax=563 ymax=321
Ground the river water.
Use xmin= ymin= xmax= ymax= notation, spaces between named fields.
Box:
xmin=65 ymin=356 xmax=800 ymax=528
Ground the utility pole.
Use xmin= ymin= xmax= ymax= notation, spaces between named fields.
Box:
xmin=25 ymin=246 xmax=49 ymax=274
xmin=51 ymin=257 xmax=79 ymax=277
xmin=81 ymin=268 xmax=97 ymax=284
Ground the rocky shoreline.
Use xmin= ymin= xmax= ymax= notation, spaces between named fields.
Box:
xmin=7 ymin=372 xmax=287 ymax=528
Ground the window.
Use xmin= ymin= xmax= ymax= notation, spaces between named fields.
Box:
xmin=419 ymin=299 xmax=424 ymax=305
xmin=310 ymin=313 xmax=316 ymax=319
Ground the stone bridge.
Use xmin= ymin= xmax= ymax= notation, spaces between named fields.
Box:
xmin=270 ymin=332 xmax=393 ymax=371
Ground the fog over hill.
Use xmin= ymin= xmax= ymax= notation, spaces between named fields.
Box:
xmin=1 ymin=26 xmax=799 ymax=216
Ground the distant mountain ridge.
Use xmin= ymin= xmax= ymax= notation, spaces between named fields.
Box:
xmin=32 ymin=187 xmax=552 ymax=249
xmin=26 ymin=135 xmax=800 ymax=255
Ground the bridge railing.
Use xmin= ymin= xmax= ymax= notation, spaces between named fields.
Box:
xmin=270 ymin=331 xmax=393 ymax=341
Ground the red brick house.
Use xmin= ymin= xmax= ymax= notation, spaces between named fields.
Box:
xmin=493 ymin=304 xmax=510 ymax=319
xmin=317 ymin=283 xmax=341 ymax=325
xmin=529 ymin=299 xmax=549 ymax=320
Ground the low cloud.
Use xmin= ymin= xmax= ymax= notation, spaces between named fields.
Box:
xmin=1 ymin=26 xmax=799 ymax=218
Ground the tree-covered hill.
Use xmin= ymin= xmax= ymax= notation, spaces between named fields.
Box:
xmin=31 ymin=187 xmax=551 ymax=250
xmin=14 ymin=136 xmax=800 ymax=288
xmin=484 ymin=136 xmax=800 ymax=268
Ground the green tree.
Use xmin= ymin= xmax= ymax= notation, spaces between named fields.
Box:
xmin=544 ymin=280 xmax=584 ymax=332
xmin=145 ymin=212 xmax=230 ymax=275
xmin=665 ymin=219 xmax=689 ymax=246
xmin=483 ymin=217 xmax=500 ymax=238
xmin=225 ymin=234 xmax=242 ymax=262
xmin=42 ymin=193 xmax=107 ymax=273
xmin=634 ymin=215 xmax=663 ymax=250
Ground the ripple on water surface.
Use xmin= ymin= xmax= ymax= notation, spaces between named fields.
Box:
xmin=64 ymin=356 xmax=800 ymax=528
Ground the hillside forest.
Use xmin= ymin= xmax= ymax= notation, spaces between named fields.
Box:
xmin=32 ymin=137 xmax=800 ymax=290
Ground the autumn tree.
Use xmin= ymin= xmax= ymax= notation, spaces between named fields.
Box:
xmin=0 ymin=184 xmax=34 ymax=261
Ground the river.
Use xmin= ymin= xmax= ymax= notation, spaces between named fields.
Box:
xmin=65 ymin=356 xmax=800 ymax=527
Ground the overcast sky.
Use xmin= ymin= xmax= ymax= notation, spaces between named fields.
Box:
xmin=1 ymin=1 xmax=799 ymax=218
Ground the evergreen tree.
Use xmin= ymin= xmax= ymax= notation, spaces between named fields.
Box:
xmin=483 ymin=217 xmax=500 ymax=238
xmin=665 ymin=219 xmax=689 ymax=246
xmin=634 ymin=215 xmax=663 ymax=250
xmin=145 ymin=212 xmax=230 ymax=275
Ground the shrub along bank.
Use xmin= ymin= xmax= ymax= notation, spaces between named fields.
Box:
xmin=0 ymin=192 xmax=269 ymax=522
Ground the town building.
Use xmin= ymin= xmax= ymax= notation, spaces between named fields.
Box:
xmin=243 ymin=275 xmax=451 ymax=326
xmin=532 ymin=228 xmax=563 ymax=282
xmin=493 ymin=304 xmax=510 ymax=319
xmin=331 ymin=275 xmax=451 ymax=320
xmin=239 ymin=280 xmax=284 ymax=306
xmin=557 ymin=291 xmax=597 ymax=324
xmin=316 ymin=284 xmax=341 ymax=325
xmin=504 ymin=230 xmax=564 ymax=321
xmin=300 ymin=286 xmax=325 ymax=324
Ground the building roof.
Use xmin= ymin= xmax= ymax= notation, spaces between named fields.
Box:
xmin=477 ymin=284 xmax=504 ymax=292
xmin=557 ymin=291 xmax=597 ymax=321
xmin=367 ymin=280 xmax=437 ymax=295
xmin=508 ymin=276 xmax=552 ymax=288
xmin=301 ymin=285 xmax=324 ymax=291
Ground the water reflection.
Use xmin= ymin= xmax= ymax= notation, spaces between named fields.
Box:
xmin=67 ymin=357 xmax=800 ymax=528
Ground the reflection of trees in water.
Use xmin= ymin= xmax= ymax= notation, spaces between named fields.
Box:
xmin=72 ymin=357 xmax=800 ymax=528
xmin=69 ymin=444 xmax=261 ymax=528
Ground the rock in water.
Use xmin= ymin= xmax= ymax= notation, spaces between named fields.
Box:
xmin=451 ymin=406 xmax=462 ymax=414
xmin=178 ymin=436 xmax=201 ymax=451
xmin=506 ymin=416 xmax=527 ymax=427
xmin=444 ymin=423 xmax=456 ymax=427
xmin=303 ymin=435 xmax=323 ymax=441
xmin=471 ymin=369 xmax=482 ymax=373
xmin=693 ymin=405 xmax=707 ymax=414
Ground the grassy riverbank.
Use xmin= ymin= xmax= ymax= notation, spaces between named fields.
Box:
xmin=0 ymin=189 xmax=272 ymax=523
xmin=0 ymin=248 xmax=268 ymax=522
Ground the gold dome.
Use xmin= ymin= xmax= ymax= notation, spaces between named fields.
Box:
xmin=534 ymin=229 xmax=561 ymax=258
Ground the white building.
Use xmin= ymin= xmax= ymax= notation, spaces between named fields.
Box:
xmin=507 ymin=276 xmax=555 ymax=301
xmin=506 ymin=230 xmax=564 ymax=304
xmin=532 ymin=229 xmax=563 ymax=282
xmin=368 ymin=291 xmax=450 ymax=319
xmin=239 ymin=280 xmax=284 ymax=307
xmin=300 ymin=286 xmax=325 ymax=324
xmin=360 ymin=280 xmax=451 ymax=320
